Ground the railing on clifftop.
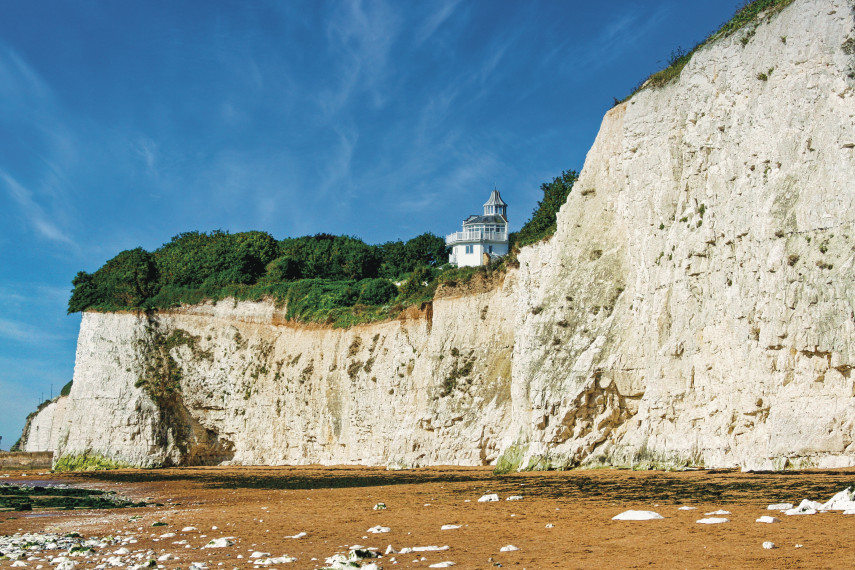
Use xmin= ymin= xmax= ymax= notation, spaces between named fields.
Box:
xmin=445 ymin=230 xmax=508 ymax=245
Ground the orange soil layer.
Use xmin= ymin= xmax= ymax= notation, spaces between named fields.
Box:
xmin=3 ymin=466 xmax=855 ymax=568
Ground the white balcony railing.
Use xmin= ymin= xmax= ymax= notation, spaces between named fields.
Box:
xmin=446 ymin=230 xmax=508 ymax=245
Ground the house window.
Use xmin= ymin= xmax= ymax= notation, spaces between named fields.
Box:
xmin=488 ymin=245 xmax=493 ymax=253
xmin=465 ymin=245 xmax=473 ymax=254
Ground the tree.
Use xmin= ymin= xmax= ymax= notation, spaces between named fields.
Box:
xmin=67 ymin=271 xmax=100 ymax=313
xmin=379 ymin=233 xmax=448 ymax=279
xmin=404 ymin=233 xmax=448 ymax=268
xmin=276 ymin=234 xmax=381 ymax=281
xmin=514 ymin=170 xmax=578 ymax=248
xmin=154 ymin=230 xmax=278 ymax=289
xmin=96 ymin=247 xmax=158 ymax=308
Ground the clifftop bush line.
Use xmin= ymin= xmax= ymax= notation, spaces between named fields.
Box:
xmin=68 ymin=168 xmax=576 ymax=326
xmin=68 ymin=232 xmax=446 ymax=314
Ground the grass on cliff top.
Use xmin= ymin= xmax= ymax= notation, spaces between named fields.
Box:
xmin=622 ymin=0 xmax=796 ymax=100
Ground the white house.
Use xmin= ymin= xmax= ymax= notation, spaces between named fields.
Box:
xmin=446 ymin=189 xmax=509 ymax=267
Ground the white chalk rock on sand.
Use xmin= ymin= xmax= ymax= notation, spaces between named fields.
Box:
xmin=785 ymin=500 xmax=823 ymax=515
xmin=441 ymin=525 xmax=461 ymax=530
xmin=506 ymin=495 xmax=523 ymax=501
xmin=820 ymin=488 xmax=855 ymax=511
xmin=612 ymin=510 xmax=664 ymax=521
xmin=254 ymin=555 xmax=297 ymax=565
xmin=203 ymin=537 xmax=235 ymax=548
xmin=400 ymin=545 xmax=450 ymax=554
xmin=181 ymin=526 xmax=198 ymax=532
xmin=367 ymin=525 xmax=391 ymax=533
xmin=756 ymin=516 xmax=780 ymax=523
xmin=696 ymin=518 xmax=729 ymax=524
xmin=767 ymin=503 xmax=793 ymax=511
xmin=500 ymin=545 xmax=520 ymax=552
xmin=325 ymin=553 xmax=349 ymax=566
xmin=704 ymin=510 xmax=731 ymax=516
xmin=285 ymin=532 xmax=307 ymax=539
xmin=677 ymin=506 xmax=696 ymax=511
xmin=249 ymin=551 xmax=270 ymax=558
xmin=478 ymin=494 xmax=500 ymax=502
xmin=762 ymin=542 xmax=776 ymax=549
xmin=429 ymin=562 xmax=456 ymax=568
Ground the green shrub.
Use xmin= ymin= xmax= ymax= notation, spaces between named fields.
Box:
xmin=399 ymin=266 xmax=433 ymax=299
xmin=358 ymin=279 xmax=398 ymax=305
xmin=60 ymin=380 xmax=73 ymax=397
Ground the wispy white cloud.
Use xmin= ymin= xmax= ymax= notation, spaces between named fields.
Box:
xmin=0 ymin=283 xmax=70 ymax=308
xmin=415 ymin=86 xmax=460 ymax=146
xmin=0 ymin=317 xmax=68 ymax=344
xmin=0 ymin=46 xmax=52 ymax=111
xmin=0 ymin=46 xmax=82 ymax=250
xmin=321 ymin=0 xmax=401 ymax=114
xmin=132 ymin=137 xmax=160 ymax=179
xmin=564 ymin=6 xmax=671 ymax=73
xmin=0 ymin=170 xmax=76 ymax=246
xmin=317 ymin=126 xmax=358 ymax=201
xmin=413 ymin=0 xmax=461 ymax=46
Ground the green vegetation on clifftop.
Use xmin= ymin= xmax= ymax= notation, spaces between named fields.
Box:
xmin=512 ymin=170 xmax=578 ymax=248
xmin=68 ymin=166 xmax=580 ymax=326
xmin=623 ymin=0 xmax=796 ymax=100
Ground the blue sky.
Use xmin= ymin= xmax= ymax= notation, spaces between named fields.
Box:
xmin=0 ymin=0 xmax=741 ymax=448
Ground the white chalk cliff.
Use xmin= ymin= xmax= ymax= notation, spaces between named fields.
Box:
xmin=31 ymin=0 xmax=855 ymax=470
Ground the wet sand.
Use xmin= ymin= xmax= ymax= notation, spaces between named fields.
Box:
xmin=3 ymin=466 xmax=855 ymax=568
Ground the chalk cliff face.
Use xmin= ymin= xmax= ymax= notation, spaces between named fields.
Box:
xmin=20 ymin=397 xmax=67 ymax=453
xmin=33 ymin=0 xmax=855 ymax=470
xmin=507 ymin=0 xmax=855 ymax=471
xmin=51 ymin=281 xmax=515 ymax=468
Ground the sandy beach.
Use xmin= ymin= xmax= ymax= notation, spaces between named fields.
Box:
xmin=3 ymin=466 xmax=855 ymax=568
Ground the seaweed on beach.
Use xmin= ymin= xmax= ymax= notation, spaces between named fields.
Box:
xmin=69 ymin=466 xmax=855 ymax=507
xmin=0 ymin=484 xmax=147 ymax=512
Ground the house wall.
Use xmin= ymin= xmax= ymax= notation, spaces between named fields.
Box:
xmin=452 ymin=242 xmax=509 ymax=267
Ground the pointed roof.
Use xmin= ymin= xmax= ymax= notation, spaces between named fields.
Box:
xmin=463 ymin=214 xmax=507 ymax=225
xmin=484 ymin=188 xmax=506 ymax=207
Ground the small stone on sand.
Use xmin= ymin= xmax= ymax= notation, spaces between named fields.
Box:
xmin=696 ymin=517 xmax=729 ymax=524
xmin=612 ymin=510 xmax=664 ymax=521
xmin=500 ymin=544 xmax=519 ymax=552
